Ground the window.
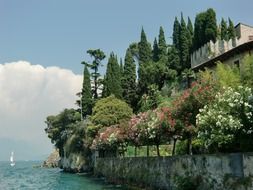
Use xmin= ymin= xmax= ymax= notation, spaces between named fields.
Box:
xmin=234 ymin=60 xmax=240 ymax=68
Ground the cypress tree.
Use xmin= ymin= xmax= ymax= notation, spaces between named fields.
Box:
xmin=138 ymin=27 xmax=152 ymax=64
xmin=152 ymin=38 xmax=159 ymax=62
xmin=122 ymin=48 xmax=137 ymax=108
xmin=193 ymin=8 xmax=217 ymax=50
xmin=187 ymin=17 xmax=194 ymax=53
xmin=179 ymin=14 xmax=190 ymax=70
xmin=158 ymin=26 xmax=167 ymax=60
xmin=227 ymin=18 xmax=236 ymax=40
xmin=204 ymin=8 xmax=217 ymax=44
xmin=81 ymin=64 xmax=92 ymax=118
xmin=221 ymin=18 xmax=228 ymax=41
xmin=138 ymin=27 xmax=152 ymax=94
xmin=173 ymin=17 xmax=181 ymax=50
xmin=103 ymin=53 xmax=122 ymax=98
xmin=193 ymin=12 xmax=206 ymax=50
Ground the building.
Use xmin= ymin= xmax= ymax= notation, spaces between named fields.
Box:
xmin=191 ymin=23 xmax=253 ymax=71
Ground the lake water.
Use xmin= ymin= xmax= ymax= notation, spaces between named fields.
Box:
xmin=0 ymin=161 xmax=123 ymax=190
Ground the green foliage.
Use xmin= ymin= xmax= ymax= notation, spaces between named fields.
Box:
xmin=204 ymin=8 xmax=218 ymax=43
xmin=227 ymin=18 xmax=236 ymax=41
xmin=216 ymin=62 xmax=241 ymax=89
xmin=168 ymin=46 xmax=181 ymax=72
xmin=241 ymin=55 xmax=253 ymax=88
xmin=138 ymin=85 xmax=162 ymax=112
xmin=221 ymin=18 xmax=228 ymax=41
xmin=85 ymin=49 xmax=106 ymax=99
xmin=193 ymin=8 xmax=217 ymax=50
xmin=91 ymin=95 xmax=133 ymax=127
xmin=173 ymin=17 xmax=180 ymax=50
xmin=158 ymin=26 xmax=167 ymax=60
xmin=152 ymin=38 xmax=159 ymax=62
xmin=122 ymin=48 xmax=138 ymax=109
xmin=179 ymin=14 xmax=190 ymax=70
xmin=103 ymin=53 xmax=122 ymax=98
xmin=81 ymin=65 xmax=92 ymax=118
xmin=187 ymin=17 xmax=194 ymax=53
xmin=138 ymin=28 xmax=153 ymax=94
xmin=45 ymin=109 xmax=81 ymax=156
xmin=175 ymin=175 xmax=202 ymax=190
xmin=138 ymin=28 xmax=152 ymax=64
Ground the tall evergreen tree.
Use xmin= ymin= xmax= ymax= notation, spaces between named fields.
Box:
xmin=227 ymin=18 xmax=236 ymax=40
xmin=122 ymin=48 xmax=137 ymax=109
xmin=86 ymin=49 xmax=106 ymax=99
xmin=220 ymin=18 xmax=228 ymax=41
xmin=138 ymin=28 xmax=152 ymax=63
xmin=138 ymin=28 xmax=153 ymax=94
xmin=193 ymin=8 xmax=217 ymax=50
xmin=103 ymin=53 xmax=122 ymax=98
xmin=81 ymin=64 xmax=92 ymax=118
xmin=152 ymin=38 xmax=159 ymax=62
xmin=193 ymin=12 xmax=206 ymax=50
xmin=119 ymin=58 xmax=124 ymax=81
xmin=204 ymin=8 xmax=217 ymax=44
xmin=173 ymin=17 xmax=181 ymax=50
xmin=179 ymin=14 xmax=190 ymax=70
xmin=158 ymin=26 xmax=167 ymax=60
xmin=187 ymin=17 xmax=194 ymax=53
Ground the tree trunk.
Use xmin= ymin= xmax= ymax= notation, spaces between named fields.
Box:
xmin=172 ymin=138 xmax=177 ymax=156
xmin=134 ymin=146 xmax=137 ymax=157
xmin=147 ymin=145 xmax=150 ymax=157
xmin=187 ymin=136 xmax=193 ymax=155
xmin=156 ymin=144 xmax=160 ymax=156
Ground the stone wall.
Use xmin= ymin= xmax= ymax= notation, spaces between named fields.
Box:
xmin=94 ymin=153 xmax=253 ymax=190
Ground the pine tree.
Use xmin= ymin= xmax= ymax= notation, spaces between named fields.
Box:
xmin=221 ymin=18 xmax=228 ymax=41
xmin=179 ymin=14 xmax=190 ymax=70
xmin=152 ymin=38 xmax=159 ymax=62
xmin=103 ymin=53 xmax=122 ymax=98
xmin=81 ymin=64 xmax=92 ymax=118
xmin=122 ymin=48 xmax=137 ymax=108
xmin=158 ymin=26 xmax=167 ymax=60
xmin=86 ymin=49 xmax=106 ymax=99
xmin=173 ymin=17 xmax=181 ymax=50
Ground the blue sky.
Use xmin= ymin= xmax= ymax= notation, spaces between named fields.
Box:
xmin=0 ymin=0 xmax=253 ymax=160
xmin=1 ymin=0 xmax=253 ymax=74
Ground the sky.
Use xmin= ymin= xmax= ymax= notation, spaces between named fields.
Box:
xmin=0 ymin=0 xmax=253 ymax=160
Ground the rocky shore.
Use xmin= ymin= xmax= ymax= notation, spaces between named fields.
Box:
xmin=43 ymin=149 xmax=60 ymax=168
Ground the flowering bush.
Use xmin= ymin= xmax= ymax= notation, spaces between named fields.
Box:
xmin=91 ymin=125 xmax=126 ymax=151
xmin=197 ymin=86 xmax=253 ymax=151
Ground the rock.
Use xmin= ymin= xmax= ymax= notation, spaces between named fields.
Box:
xmin=43 ymin=149 xmax=60 ymax=168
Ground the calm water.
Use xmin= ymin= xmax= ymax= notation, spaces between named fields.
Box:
xmin=0 ymin=161 xmax=123 ymax=190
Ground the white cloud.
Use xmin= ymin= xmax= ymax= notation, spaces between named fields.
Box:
xmin=0 ymin=61 xmax=82 ymax=160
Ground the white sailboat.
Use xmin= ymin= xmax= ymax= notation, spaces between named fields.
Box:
xmin=10 ymin=151 xmax=15 ymax=167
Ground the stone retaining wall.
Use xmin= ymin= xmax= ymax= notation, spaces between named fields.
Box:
xmin=94 ymin=153 xmax=253 ymax=190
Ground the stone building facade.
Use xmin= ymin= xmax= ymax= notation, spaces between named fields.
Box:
xmin=191 ymin=23 xmax=253 ymax=71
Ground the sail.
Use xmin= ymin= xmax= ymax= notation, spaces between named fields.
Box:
xmin=10 ymin=152 xmax=14 ymax=162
